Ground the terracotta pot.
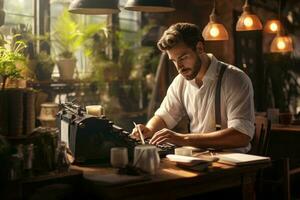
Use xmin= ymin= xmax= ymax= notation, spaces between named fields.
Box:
xmin=56 ymin=58 xmax=76 ymax=80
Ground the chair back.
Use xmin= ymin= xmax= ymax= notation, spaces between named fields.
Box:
xmin=250 ymin=116 xmax=271 ymax=156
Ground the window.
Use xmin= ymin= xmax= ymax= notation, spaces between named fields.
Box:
xmin=1 ymin=0 xmax=35 ymax=35
xmin=50 ymin=1 xmax=107 ymax=78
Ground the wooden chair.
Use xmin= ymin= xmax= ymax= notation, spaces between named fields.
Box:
xmin=250 ymin=116 xmax=271 ymax=156
xmin=253 ymin=116 xmax=300 ymax=200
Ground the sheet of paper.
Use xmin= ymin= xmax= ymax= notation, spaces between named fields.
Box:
xmin=217 ymin=153 xmax=270 ymax=166
xmin=61 ymin=120 xmax=69 ymax=148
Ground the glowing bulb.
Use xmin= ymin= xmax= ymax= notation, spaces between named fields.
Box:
xmin=244 ymin=17 xmax=253 ymax=27
xmin=277 ymin=40 xmax=286 ymax=50
xmin=270 ymin=23 xmax=278 ymax=32
xmin=209 ymin=27 xmax=220 ymax=37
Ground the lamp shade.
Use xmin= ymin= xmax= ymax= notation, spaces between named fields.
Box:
xmin=270 ymin=35 xmax=293 ymax=53
xmin=236 ymin=0 xmax=262 ymax=31
xmin=68 ymin=0 xmax=120 ymax=15
xmin=236 ymin=13 xmax=262 ymax=31
xmin=202 ymin=22 xmax=229 ymax=41
xmin=124 ymin=0 xmax=175 ymax=12
xmin=264 ymin=19 xmax=281 ymax=33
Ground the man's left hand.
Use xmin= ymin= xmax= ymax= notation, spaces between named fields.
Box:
xmin=149 ymin=128 xmax=185 ymax=146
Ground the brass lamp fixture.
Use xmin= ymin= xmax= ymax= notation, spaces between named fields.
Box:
xmin=202 ymin=0 xmax=228 ymax=41
xmin=124 ymin=0 xmax=175 ymax=12
xmin=68 ymin=0 xmax=120 ymax=15
xmin=236 ymin=0 xmax=263 ymax=31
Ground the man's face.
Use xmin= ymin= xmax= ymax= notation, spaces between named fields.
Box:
xmin=166 ymin=42 xmax=202 ymax=80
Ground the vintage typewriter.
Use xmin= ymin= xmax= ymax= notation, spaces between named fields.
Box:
xmin=57 ymin=102 xmax=175 ymax=164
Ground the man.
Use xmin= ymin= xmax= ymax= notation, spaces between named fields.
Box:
xmin=131 ymin=23 xmax=255 ymax=153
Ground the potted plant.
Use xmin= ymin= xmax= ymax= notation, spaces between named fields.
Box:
xmin=0 ymin=35 xmax=26 ymax=135
xmin=11 ymin=24 xmax=37 ymax=80
xmin=35 ymin=51 xmax=55 ymax=81
xmin=52 ymin=9 xmax=81 ymax=80
xmin=0 ymin=34 xmax=26 ymax=90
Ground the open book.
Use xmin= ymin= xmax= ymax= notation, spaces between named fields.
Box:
xmin=216 ymin=153 xmax=270 ymax=166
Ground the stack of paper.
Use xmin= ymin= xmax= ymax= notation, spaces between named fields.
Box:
xmin=216 ymin=153 xmax=270 ymax=166
xmin=166 ymin=154 xmax=213 ymax=171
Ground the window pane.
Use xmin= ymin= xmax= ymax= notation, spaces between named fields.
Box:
xmin=4 ymin=0 xmax=34 ymax=16
xmin=4 ymin=14 xmax=33 ymax=26
xmin=120 ymin=19 xmax=140 ymax=32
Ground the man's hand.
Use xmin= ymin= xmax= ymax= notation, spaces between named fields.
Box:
xmin=149 ymin=128 xmax=185 ymax=146
xmin=130 ymin=124 xmax=153 ymax=140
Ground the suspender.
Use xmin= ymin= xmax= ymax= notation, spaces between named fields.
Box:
xmin=215 ymin=62 xmax=227 ymax=131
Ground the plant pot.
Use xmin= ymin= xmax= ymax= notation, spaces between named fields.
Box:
xmin=0 ymin=90 xmax=8 ymax=135
xmin=56 ymin=58 xmax=76 ymax=80
xmin=35 ymin=62 xmax=55 ymax=81
xmin=0 ymin=89 xmax=36 ymax=136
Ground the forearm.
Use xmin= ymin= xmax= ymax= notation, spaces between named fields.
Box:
xmin=146 ymin=115 xmax=167 ymax=137
xmin=184 ymin=128 xmax=251 ymax=149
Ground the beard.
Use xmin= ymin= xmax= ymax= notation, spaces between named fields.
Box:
xmin=181 ymin=56 xmax=202 ymax=80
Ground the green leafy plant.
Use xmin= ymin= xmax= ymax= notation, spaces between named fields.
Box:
xmin=11 ymin=24 xmax=36 ymax=59
xmin=0 ymin=34 xmax=26 ymax=90
xmin=52 ymin=9 xmax=81 ymax=59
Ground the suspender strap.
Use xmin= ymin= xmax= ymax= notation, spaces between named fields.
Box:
xmin=215 ymin=63 xmax=227 ymax=131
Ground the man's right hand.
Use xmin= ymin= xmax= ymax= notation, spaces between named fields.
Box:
xmin=130 ymin=124 xmax=153 ymax=141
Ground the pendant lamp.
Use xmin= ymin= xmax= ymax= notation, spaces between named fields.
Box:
xmin=236 ymin=0 xmax=262 ymax=31
xmin=202 ymin=0 xmax=228 ymax=41
xmin=124 ymin=0 xmax=175 ymax=12
xmin=270 ymin=34 xmax=293 ymax=53
xmin=270 ymin=0 xmax=293 ymax=53
xmin=68 ymin=0 xmax=120 ymax=15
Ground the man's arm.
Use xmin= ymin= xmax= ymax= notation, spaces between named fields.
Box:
xmin=183 ymin=128 xmax=251 ymax=149
xmin=131 ymin=115 xmax=168 ymax=139
xmin=149 ymin=128 xmax=251 ymax=149
xmin=145 ymin=115 xmax=168 ymax=135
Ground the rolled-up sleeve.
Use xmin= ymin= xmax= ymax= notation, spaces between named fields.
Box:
xmin=225 ymin=69 xmax=255 ymax=139
xmin=154 ymin=76 xmax=185 ymax=129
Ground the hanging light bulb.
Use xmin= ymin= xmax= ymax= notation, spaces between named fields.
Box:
xmin=264 ymin=20 xmax=281 ymax=33
xmin=270 ymin=33 xmax=293 ymax=53
xmin=202 ymin=0 xmax=228 ymax=41
xmin=236 ymin=0 xmax=262 ymax=31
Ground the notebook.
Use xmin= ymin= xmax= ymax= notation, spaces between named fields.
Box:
xmin=216 ymin=153 xmax=271 ymax=166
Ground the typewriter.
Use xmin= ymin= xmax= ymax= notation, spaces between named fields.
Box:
xmin=57 ymin=102 xmax=175 ymax=164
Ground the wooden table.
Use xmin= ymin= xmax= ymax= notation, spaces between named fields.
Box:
xmin=72 ymin=159 xmax=270 ymax=200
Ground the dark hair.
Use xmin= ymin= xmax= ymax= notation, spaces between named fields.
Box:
xmin=157 ymin=23 xmax=204 ymax=51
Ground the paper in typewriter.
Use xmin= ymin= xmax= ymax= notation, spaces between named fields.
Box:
xmin=61 ymin=120 xmax=69 ymax=147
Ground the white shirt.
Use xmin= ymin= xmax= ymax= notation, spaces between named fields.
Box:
xmin=155 ymin=54 xmax=255 ymax=153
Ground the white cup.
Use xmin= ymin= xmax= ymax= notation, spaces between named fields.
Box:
xmin=134 ymin=145 xmax=160 ymax=175
xmin=86 ymin=105 xmax=104 ymax=117
xmin=110 ymin=147 xmax=128 ymax=168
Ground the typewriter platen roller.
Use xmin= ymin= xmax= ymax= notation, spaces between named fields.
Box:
xmin=57 ymin=102 xmax=174 ymax=164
